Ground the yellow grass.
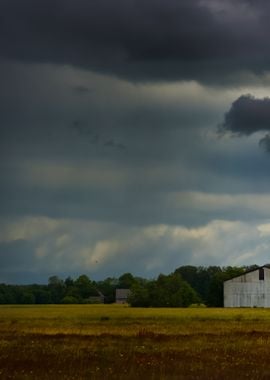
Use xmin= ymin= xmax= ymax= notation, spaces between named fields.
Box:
xmin=1 ymin=305 xmax=270 ymax=379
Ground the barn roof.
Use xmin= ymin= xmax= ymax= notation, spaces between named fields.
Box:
xmin=224 ymin=264 xmax=270 ymax=282
xmin=116 ymin=288 xmax=130 ymax=298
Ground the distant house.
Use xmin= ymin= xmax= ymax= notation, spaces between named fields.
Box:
xmin=224 ymin=265 xmax=270 ymax=307
xmin=115 ymin=289 xmax=131 ymax=304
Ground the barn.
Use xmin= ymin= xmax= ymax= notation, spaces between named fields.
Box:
xmin=115 ymin=289 xmax=131 ymax=304
xmin=224 ymin=265 xmax=270 ymax=307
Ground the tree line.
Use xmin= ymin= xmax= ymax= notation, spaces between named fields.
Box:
xmin=0 ymin=265 xmax=258 ymax=307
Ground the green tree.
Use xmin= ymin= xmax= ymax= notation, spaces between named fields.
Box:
xmin=48 ymin=276 xmax=65 ymax=303
xmin=74 ymin=275 xmax=97 ymax=299
xmin=206 ymin=266 xmax=245 ymax=307
xmin=97 ymin=277 xmax=117 ymax=303
xmin=118 ymin=273 xmax=136 ymax=289
xmin=128 ymin=282 xmax=151 ymax=307
xmin=20 ymin=291 xmax=35 ymax=304
xmin=175 ymin=265 xmax=222 ymax=304
xmin=64 ymin=276 xmax=74 ymax=287
xmin=129 ymin=272 xmax=199 ymax=307
xmin=61 ymin=295 xmax=79 ymax=304
xmin=34 ymin=289 xmax=52 ymax=304
xmin=152 ymin=273 xmax=199 ymax=307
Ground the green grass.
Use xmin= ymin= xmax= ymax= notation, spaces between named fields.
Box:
xmin=1 ymin=305 xmax=270 ymax=379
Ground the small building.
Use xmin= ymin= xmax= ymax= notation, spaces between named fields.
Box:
xmin=224 ymin=265 xmax=270 ymax=307
xmin=115 ymin=289 xmax=131 ymax=304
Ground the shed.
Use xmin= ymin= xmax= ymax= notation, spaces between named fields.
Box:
xmin=115 ymin=289 xmax=131 ymax=304
xmin=224 ymin=265 xmax=270 ymax=307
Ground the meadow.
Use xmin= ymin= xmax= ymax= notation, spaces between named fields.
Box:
xmin=1 ymin=305 xmax=270 ymax=379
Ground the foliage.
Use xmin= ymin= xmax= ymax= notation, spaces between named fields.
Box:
xmin=0 ymin=264 xmax=259 ymax=306
xmin=118 ymin=272 xmax=136 ymax=289
xmin=129 ymin=272 xmax=199 ymax=307
xmin=96 ymin=277 xmax=118 ymax=304
xmin=61 ymin=295 xmax=79 ymax=304
xmin=175 ymin=265 xmax=246 ymax=306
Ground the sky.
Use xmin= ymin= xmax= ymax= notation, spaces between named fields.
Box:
xmin=2 ymin=0 xmax=270 ymax=284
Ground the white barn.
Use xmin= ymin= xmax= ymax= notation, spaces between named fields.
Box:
xmin=224 ymin=265 xmax=270 ymax=307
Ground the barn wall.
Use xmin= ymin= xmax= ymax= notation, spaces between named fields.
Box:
xmin=224 ymin=268 xmax=270 ymax=307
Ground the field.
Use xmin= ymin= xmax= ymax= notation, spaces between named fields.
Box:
xmin=1 ymin=306 xmax=270 ymax=379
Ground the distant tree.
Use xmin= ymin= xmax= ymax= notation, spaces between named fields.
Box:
xmin=0 ymin=285 xmax=17 ymax=304
xmin=174 ymin=266 xmax=199 ymax=288
xmin=48 ymin=276 xmax=64 ymax=287
xmin=206 ymin=266 xmax=245 ymax=307
xmin=118 ymin=273 xmax=136 ymax=289
xmin=0 ymin=265 xmax=255 ymax=306
xmin=48 ymin=276 xmax=65 ymax=303
xmin=175 ymin=265 xmax=222 ymax=304
xmin=64 ymin=276 xmax=74 ymax=287
xmin=97 ymin=277 xmax=118 ymax=303
xmin=20 ymin=291 xmax=35 ymax=304
xmin=34 ymin=289 xmax=52 ymax=304
xmin=152 ymin=273 xmax=199 ymax=307
xmin=129 ymin=272 xmax=199 ymax=307
xmin=128 ymin=282 xmax=151 ymax=307
xmin=74 ymin=275 xmax=97 ymax=299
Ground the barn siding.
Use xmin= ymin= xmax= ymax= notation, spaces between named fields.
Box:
xmin=224 ymin=267 xmax=270 ymax=307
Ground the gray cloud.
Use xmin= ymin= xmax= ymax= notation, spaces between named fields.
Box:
xmin=220 ymin=94 xmax=270 ymax=153
xmin=72 ymin=85 xmax=91 ymax=94
xmin=1 ymin=216 xmax=270 ymax=284
xmin=259 ymin=133 xmax=270 ymax=152
xmin=0 ymin=239 xmax=35 ymax=271
xmin=71 ymin=120 xmax=96 ymax=138
xmin=104 ymin=139 xmax=126 ymax=150
xmin=0 ymin=0 xmax=270 ymax=83
xmin=71 ymin=121 xmax=126 ymax=149
xmin=220 ymin=95 xmax=270 ymax=136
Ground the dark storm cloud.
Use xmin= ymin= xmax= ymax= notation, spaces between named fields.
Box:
xmin=0 ymin=0 xmax=270 ymax=83
xmin=220 ymin=94 xmax=270 ymax=153
xmin=220 ymin=95 xmax=270 ymax=136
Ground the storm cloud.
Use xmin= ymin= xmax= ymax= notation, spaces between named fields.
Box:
xmin=221 ymin=95 xmax=270 ymax=135
xmin=220 ymin=94 xmax=270 ymax=151
xmin=1 ymin=0 xmax=270 ymax=83
xmin=2 ymin=1 xmax=270 ymax=283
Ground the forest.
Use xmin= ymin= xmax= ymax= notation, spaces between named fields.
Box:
xmin=0 ymin=265 xmax=259 ymax=307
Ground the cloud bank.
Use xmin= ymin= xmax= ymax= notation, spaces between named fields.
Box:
xmin=1 ymin=0 xmax=270 ymax=83
xmin=1 ymin=216 xmax=269 ymax=284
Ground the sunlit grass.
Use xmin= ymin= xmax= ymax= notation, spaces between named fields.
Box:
xmin=1 ymin=305 xmax=270 ymax=379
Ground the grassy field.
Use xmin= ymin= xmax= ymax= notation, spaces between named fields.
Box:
xmin=1 ymin=305 xmax=270 ymax=379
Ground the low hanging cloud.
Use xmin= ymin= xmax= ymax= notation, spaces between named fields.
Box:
xmin=220 ymin=94 xmax=270 ymax=152
xmin=1 ymin=216 xmax=270 ymax=284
